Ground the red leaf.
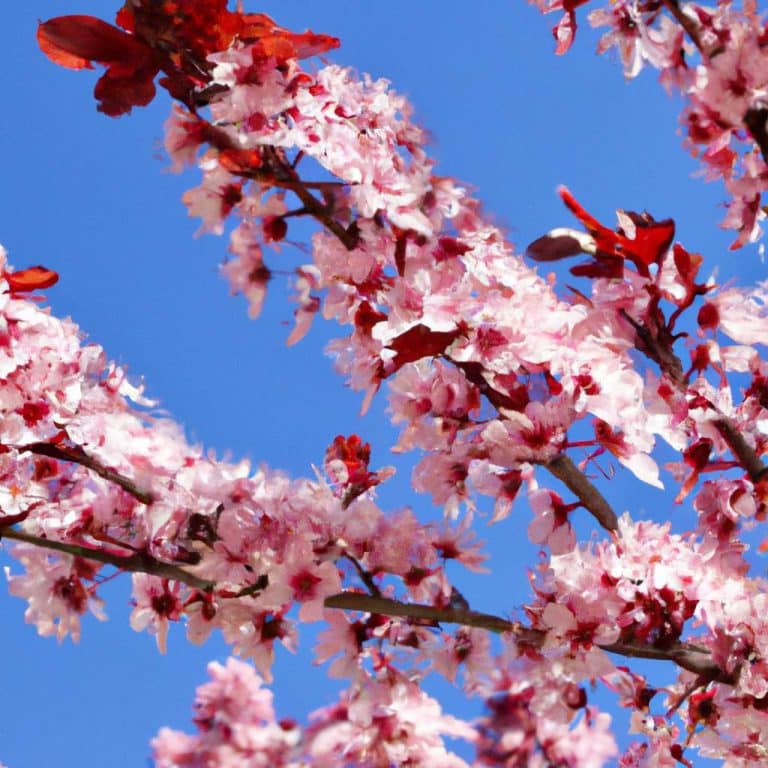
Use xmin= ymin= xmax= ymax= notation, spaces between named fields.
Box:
xmin=38 ymin=16 xmax=150 ymax=67
xmin=386 ymin=324 xmax=462 ymax=373
xmin=556 ymin=187 xmax=674 ymax=276
xmin=37 ymin=24 xmax=92 ymax=70
xmin=559 ymin=186 xmax=609 ymax=236
xmin=237 ymin=14 xmax=340 ymax=64
xmin=93 ymin=64 xmax=158 ymax=117
xmin=38 ymin=16 xmax=159 ymax=116
xmin=526 ymin=229 xmax=595 ymax=262
xmin=621 ymin=211 xmax=675 ymax=268
xmin=5 ymin=266 xmax=59 ymax=292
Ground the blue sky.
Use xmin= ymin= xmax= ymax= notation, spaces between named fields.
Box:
xmin=1 ymin=2 xmax=763 ymax=766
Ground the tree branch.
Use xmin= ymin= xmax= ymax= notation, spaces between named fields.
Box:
xmin=713 ymin=418 xmax=768 ymax=482
xmin=619 ymin=309 xmax=685 ymax=388
xmin=1 ymin=527 xmax=212 ymax=591
xmin=743 ymin=108 xmax=768 ymax=167
xmin=660 ymin=0 xmax=706 ymax=54
xmin=264 ymin=148 xmax=360 ymax=251
xmin=325 ymin=592 xmax=736 ymax=684
xmin=20 ymin=442 xmax=154 ymax=505
xmin=343 ymin=553 xmax=382 ymax=597
xmin=325 ymin=592 xmax=530 ymax=636
xmin=544 ymin=453 xmax=619 ymax=531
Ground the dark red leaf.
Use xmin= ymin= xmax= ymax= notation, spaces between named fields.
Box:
xmin=38 ymin=15 xmax=159 ymax=116
xmin=555 ymin=187 xmax=674 ymax=276
xmin=526 ymin=231 xmax=593 ymax=262
xmin=5 ymin=266 xmax=59 ymax=292
xmin=386 ymin=324 xmax=462 ymax=373
xmin=38 ymin=16 xmax=150 ymax=67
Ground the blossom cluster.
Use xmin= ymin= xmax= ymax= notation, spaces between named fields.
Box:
xmin=531 ymin=0 xmax=768 ymax=249
xmin=21 ymin=0 xmax=768 ymax=765
xmin=0 ymin=242 xmax=484 ymax=670
xmin=152 ymin=658 xmax=476 ymax=768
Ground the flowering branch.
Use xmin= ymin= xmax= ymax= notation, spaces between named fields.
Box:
xmin=661 ymin=0 xmax=768 ymax=167
xmin=19 ymin=441 xmax=155 ymax=505
xmin=24 ymin=3 xmax=768 ymax=764
xmin=325 ymin=592 xmax=735 ymax=684
xmin=0 ymin=526 xmax=213 ymax=591
xmin=620 ymin=311 xmax=768 ymax=482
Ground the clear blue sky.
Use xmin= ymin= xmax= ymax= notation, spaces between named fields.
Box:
xmin=1 ymin=2 xmax=762 ymax=766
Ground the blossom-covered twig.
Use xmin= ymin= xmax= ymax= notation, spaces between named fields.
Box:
xmin=19 ymin=441 xmax=155 ymax=505
xmin=1 ymin=527 xmax=213 ymax=590
xmin=325 ymin=592 xmax=735 ymax=683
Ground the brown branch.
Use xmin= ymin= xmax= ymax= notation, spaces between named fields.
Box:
xmin=233 ymin=573 xmax=269 ymax=598
xmin=325 ymin=592 xmax=528 ymax=636
xmin=1 ymin=527 xmax=212 ymax=591
xmin=743 ymin=108 xmax=768 ymax=168
xmin=343 ymin=553 xmax=382 ymax=597
xmin=660 ymin=0 xmax=706 ymax=55
xmin=619 ymin=309 xmax=685 ymax=388
xmin=713 ymin=418 xmax=768 ymax=482
xmin=603 ymin=638 xmax=735 ymax=684
xmin=20 ymin=442 xmax=154 ymax=505
xmin=325 ymin=592 xmax=736 ymax=684
xmin=544 ymin=453 xmax=619 ymax=531
xmin=262 ymin=147 xmax=359 ymax=251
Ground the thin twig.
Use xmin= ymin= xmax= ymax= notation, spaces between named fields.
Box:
xmin=233 ymin=574 xmax=269 ymax=598
xmin=544 ymin=453 xmax=619 ymax=531
xmin=264 ymin=148 xmax=359 ymax=251
xmin=1 ymin=527 xmax=212 ymax=591
xmin=619 ymin=309 xmax=685 ymax=387
xmin=19 ymin=442 xmax=154 ymax=505
xmin=343 ymin=553 xmax=382 ymax=597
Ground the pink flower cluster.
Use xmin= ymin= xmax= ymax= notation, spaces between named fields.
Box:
xmin=0 ymin=245 xmax=485 ymax=680
xmin=153 ymin=657 xmax=475 ymax=768
xmin=153 ymin=15 xmax=768 ymax=761
xmin=531 ymin=0 xmax=768 ymax=249
xmin=22 ymin=1 xmax=768 ymax=765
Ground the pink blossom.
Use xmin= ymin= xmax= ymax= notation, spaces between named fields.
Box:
xmin=130 ymin=574 xmax=184 ymax=653
xmin=5 ymin=545 xmax=105 ymax=643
